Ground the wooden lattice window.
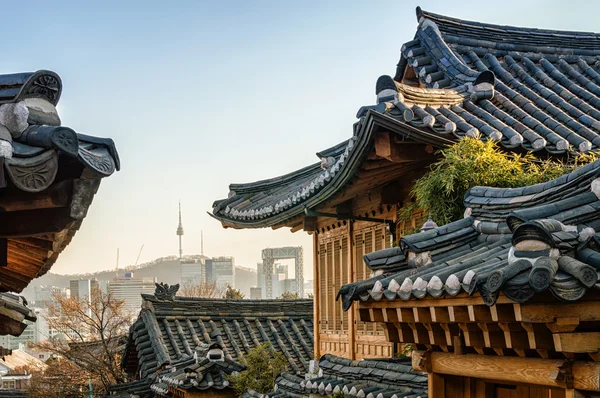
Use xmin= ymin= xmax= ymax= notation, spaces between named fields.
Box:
xmin=341 ymin=235 xmax=349 ymax=333
xmin=326 ymin=240 xmax=334 ymax=333
xmin=318 ymin=241 xmax=327 ymax=334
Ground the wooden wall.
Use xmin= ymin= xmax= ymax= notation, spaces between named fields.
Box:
xmin=315 ymin=219 xmax=396 ymax=359
xmin=429 ymin=374 xmax=580 ymax=398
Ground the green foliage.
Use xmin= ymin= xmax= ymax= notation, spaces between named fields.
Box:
xmin=224 ymin=285 xmax=245 ymax=299
xmin=331 ymin=391 xmax=348 ymax=398
xmin=228 ymin=343 xmax=287 ymax=397
xmin=409 ymin=137 xmax=598 ymax=225
xmin=397 ymin=343 xmax=414 ymax=359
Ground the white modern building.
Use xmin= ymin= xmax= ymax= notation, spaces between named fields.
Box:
xmin=209 ymin=257 xmax=235 ymax=288
xmin=69 ymin=279 xmax=99 ymax=300
xmin=33 ymin=286 xmax=69 ymax=308
xmin=108 ymin=273 xmax=156 ymax=312
xmin=181 ymin=261 xmax=204 ymax=285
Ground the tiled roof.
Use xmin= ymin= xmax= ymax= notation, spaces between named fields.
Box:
xmin=210 ymin=136 xmax=365 ymax=228
xmin=0 ymin=390 xmax=28 ymax=398
xmin=0 ymin=349 xmax=46 ymax=372
xmin=212 ymin=7 xmax=600 ymax=230
xmin=0 ymin=71 xmax=119 ymax=293
xmin=113 ymin=293 xmax=314 ymax=396
xmin=243 ymin=354 xmax=428 ymax=398
xmin=338 ymin=159 xmax=600 ymax=309
xmin=107 ymin=343 xmax=246 ymax=398
xmin=105 ymin=377 xmax=154 ymax=398
xmin=373 ymin=7 xmax=600 ymax=154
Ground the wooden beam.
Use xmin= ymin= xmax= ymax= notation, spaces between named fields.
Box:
xmin=0 ymin=207 xmax=73 ymax=237
xmin=290 ymin=222 xmax=304 ymax=233
xmin=374 ymin=131 xmax=395 ymax=160
xmin=553 ymin=333 xmax=600 ymax=353
xmin=477 ymin=322 xmax=505 ymax=349
xmin=515 ymin=302 xmax=600 ymax=324
xmin=449 ymin=306 xmax=470 ymax=322
xmin=0 ymin=239 xmax=6 ymax=267
xmin=547 ymin=317 xmax=581 ymax=333
xmin=380 ymin=181 xmax=409 ymax=205
xmin=498 ymin=322 xmax=529 ymax=349
xmin=0 ymin=180 xmax=71 ymax=212
xmin=412 ymin=351 xmax=600 ymax=391
xmin=303 ymin=217 xmax=317 ymax=233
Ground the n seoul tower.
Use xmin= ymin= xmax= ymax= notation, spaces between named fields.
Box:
xmin=176 ymin=201 xmax=184 ymax=260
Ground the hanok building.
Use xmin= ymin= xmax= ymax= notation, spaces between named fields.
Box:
xmin=211 ymin=6 xmax=600 ymax=366
xmin=0 ymin=70 xmax=119 ymax=356
xmin=339 ymin=157 xmax=600 ymax=396
xmin=107 ymin=284 xmax=314 ymax=398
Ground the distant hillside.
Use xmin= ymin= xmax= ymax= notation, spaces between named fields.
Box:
xmin=22 ymin=255 xmax=257 ymax=301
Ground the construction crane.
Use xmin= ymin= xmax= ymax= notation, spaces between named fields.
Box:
xmin=134 ymin=244 xmax=144 ymax=267
xmin=115 ymin=248 xmax=120 ymax=279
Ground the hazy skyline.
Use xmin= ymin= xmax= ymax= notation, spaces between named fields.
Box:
xmin=12 ymin=0 xmax=599 ymax=278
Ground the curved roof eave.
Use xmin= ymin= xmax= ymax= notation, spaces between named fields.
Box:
xmin=210 ymin=111 xmax=455 ymax=230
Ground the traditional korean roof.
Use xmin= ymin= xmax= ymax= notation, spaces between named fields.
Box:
xmin=243 ymin=354 xmax=428 ymax=398
xmin=0 ymin=349 xmax=46 ymax=373
xmin=0 ymin=70 xmax=119 ymax=293
xmin=212 ymin=7 xmax=600 ymax=230
xmin=0 ymin=293 xmax=35 ymax=337
xmin=375 ymin=7 xmax=600 ymax=154
xmin=105 ymin=377 xmax=154 ymax=398
xmin=0 ymin=389 xmax=28 ymax=398
xmin=106 ymin=343 xmax=245 ymax=398
xmin=338 ymin=159 xmax=600 ymax=309
xmin=113 ymin=286 xmax=314 ymax=396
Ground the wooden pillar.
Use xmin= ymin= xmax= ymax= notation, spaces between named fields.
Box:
xmin=313 ymin=232 xmax=320 ymax=360
xmin=347 ymin=221 xmax=356 ymax=360
xmin=429 ymin=373 xmax=445 ymax=397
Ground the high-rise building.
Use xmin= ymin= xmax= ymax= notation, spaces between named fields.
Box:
xmin=34 ymin=286 xmax=69 ymax=308
xmin=250 ymin=287 xmax=262 ymax=300
xmin=210 ymin=257 xmax=235 ymax=288
xmin=181 ymin=261 xmax=204 ymax=285
xmin=205 ymin=258 xmax=213 ymax=283
xmin=109 ymin=273 xmax=156 ymax=312
xmin=260 ymin=247 xmax=304 ymax=298
xmin=69 ymin=279 xmax=99 ymax=300
xmin=275 ymin=263 xmax=289 ymax=279
xmin=257 ymin=262 xmax=289 ymax=298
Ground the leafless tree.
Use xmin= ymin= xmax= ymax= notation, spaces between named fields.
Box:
xmin=178 ymin=281 xmax=225 ymax=298
xmin=33 ymin=288 xmax=132 ymax=393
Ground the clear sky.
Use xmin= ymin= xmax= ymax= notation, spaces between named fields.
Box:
xmin=10 ymin=0 xmax=598 ymax=278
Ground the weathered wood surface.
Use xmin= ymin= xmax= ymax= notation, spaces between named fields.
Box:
xmin=413 ymin=351 xmax=600 ymax=391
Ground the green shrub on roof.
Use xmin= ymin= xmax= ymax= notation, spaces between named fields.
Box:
xmin=408 ymin=137 xmax=598 ymax=226
xmin=228 ymin=343 xmax=287 ymax=397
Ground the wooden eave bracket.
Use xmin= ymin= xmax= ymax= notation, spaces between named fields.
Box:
xmin=413 ymin=348 xmax=433 ymax=372
xmin=550 ymin=360 xmax=574 ymax=389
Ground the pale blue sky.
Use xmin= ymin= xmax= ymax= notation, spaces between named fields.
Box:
xmin=12 ymin=0 xmax=598 ymax=278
